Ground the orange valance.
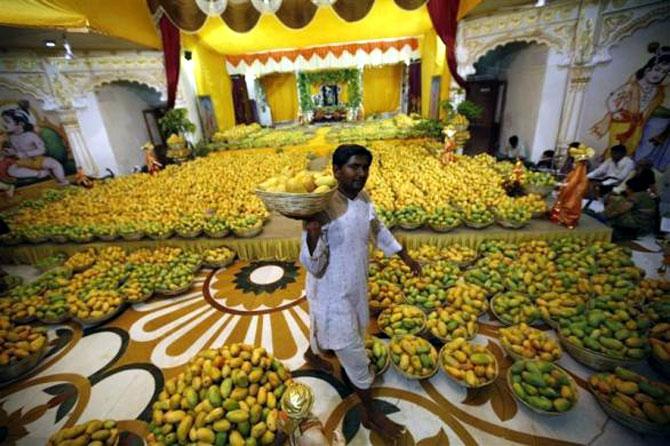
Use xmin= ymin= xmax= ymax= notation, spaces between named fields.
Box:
xmin=226 ymin=38 xmax=419 ymax=68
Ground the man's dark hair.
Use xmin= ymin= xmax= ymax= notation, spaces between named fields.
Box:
xmin=332 ymin=144 xmax=373 ymax=168
xmin=0 ymin=218 xmax=9 ymax=236
xmin=626 ymin=176 xmax=650 ymax=193
xmin=509 ymin=135 xmax=519 ymax=145
xmin=568 ymin=141 xmax=581 ymax=148
xmin=611 ymin=144 xmax=627 ymax=156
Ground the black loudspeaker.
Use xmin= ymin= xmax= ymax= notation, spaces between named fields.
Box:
xmin=184 ymin=50 xmax=192 ymax=61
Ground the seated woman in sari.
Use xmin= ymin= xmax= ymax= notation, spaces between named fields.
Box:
xmin=604 ymin=176 xmax=657 ymax=241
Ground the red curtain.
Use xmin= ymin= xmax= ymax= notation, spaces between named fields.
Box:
xmin=427 ymin=0 xmax=465 ymax=88
xmin=408 ymin=60 xmax=422 ymax=114
xmin=159 ymin=15 xmax=180 ymax=109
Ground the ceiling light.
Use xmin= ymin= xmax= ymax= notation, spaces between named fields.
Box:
xmin=310 ymin=0 xmax=337 ymax=5
xmin=251 ymin=0 xmax=282 ymax=14
xmin=44 ymin=40 xmax=56 ymax=48
xmin=196 ymin=0 xmax=227 ymax=16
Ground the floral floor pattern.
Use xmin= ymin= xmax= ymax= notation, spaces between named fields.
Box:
xmin=1 ymin=257 xmax=668 ymax=445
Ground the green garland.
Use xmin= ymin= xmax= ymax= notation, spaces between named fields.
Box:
xmin=297 ymin=68 xmax=362 ymax=112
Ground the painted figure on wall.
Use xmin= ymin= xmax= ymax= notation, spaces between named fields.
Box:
xmin=0 ymin=100 xmax=75 ymax=186
xmin=591 ymin=42 xmax=670 ymax=169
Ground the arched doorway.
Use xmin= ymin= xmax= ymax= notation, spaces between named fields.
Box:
xmin=95 ymin=81 xmax=163 ymax=174
xmin=465 ymin=41 xmax=550 ymax=159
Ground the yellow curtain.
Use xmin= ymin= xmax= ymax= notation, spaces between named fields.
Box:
xmin=184 ymin=34 xmax=235 ymax=131
xmin=260 ymin=73 xmax=298 ymax=123
xmin=363 ymin=64 xmax=402 ymax=116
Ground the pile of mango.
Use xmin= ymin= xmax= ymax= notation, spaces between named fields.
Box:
xmin=69 ymin=289 xmax=125 ymax=322
xmin=426 ymin=307 xmax=478 ymax=342
xmin=204 ymin=217 xmax=230 ymax=238
xmin=0 ymin=318 xmax=47 ymax=366
xmin=396 ymin=205 xmax=427 ymax=228
xmin=509 ymin=360 xmax=577 ymax=413
xmin=461 ymin=203 xmax=494 ymax=227
xmin=491 ymin=292 xmax=540 ymax=325
xmin=440 ymin=338 xmax=497 ymax=387
xmin=631 ymin=279 xmax=670 ymax=302
xmin=156 ymin=264 xmax=195 ymax=294
xmin=47 ymin=419 xmax=119 ymax=446
xmin=368 ymin=279 xmax=405 ymax=313
xmin=377 ymin=305 xmax=426 ymax=337
xmin=147 ymin=344 xmax=291 ymax=446
xmin=478 ymin=240 xmax=518 ymax=259
xmin=426 ymin=206 xmax=461 ymax=230
xmin=365 ymin=336 xmax=389 ymax=375
xmin=558 ymin=309 xmax=649 ymax=360
xmin=203 ymin=247 xmax=236 ymax=267
xmin=404 ymin=276 xmax=449 ymax=312
xmin=64 ymin=248 xmax=97 ymax=272
xmin=536 ymin=292 xmax=587 ymax=325
xmin=439 ymin=245 xmax=478 ymax=266
xmin=499 ymin=324 xmax=561 ymax=361
xmin=445 ymin=283 xmax=488 ymax=316
xmin=494 ymin=199 xmax=532 ymax=226
xmin=390 ymin=335 xmax=438 ymax=379
xmin=650 ymin=323 xmax=670 ymax=363
xmin=589 ymin=367 xmax=670 ymax=425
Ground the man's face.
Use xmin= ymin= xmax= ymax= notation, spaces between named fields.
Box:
xmin=334 ymin=154 xmax=370 ymax=194
xmin=612 ymin=151 xmax=625 ymax=162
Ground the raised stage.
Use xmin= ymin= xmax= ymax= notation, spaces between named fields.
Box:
xmin=0 ymin=214 xmax=611 ymax=264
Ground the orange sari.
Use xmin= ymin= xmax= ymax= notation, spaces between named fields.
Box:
xmin=550 ymin=161 xmax=589 ymax=229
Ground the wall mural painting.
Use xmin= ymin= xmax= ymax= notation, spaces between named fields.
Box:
xmin=0 ymin=100 xmax=75 ymax=190
xmin=591 ymin=42 xmax=670 ymax=170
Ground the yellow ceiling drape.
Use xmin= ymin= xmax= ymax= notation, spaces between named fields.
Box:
xmin=0 ymin=0 xmax=160 ymax=49
xmin=260 ymin=73 xmax=298 ymax=123
xmin=363 ymin=64 xmax=403 ymax=116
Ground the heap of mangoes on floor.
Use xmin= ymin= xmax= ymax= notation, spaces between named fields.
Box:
xmin=0 ymin=139 xmax=551 ymax=245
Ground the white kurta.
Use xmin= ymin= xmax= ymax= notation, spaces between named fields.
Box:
xmin=299 ymin=190 xmax=402 ymax=352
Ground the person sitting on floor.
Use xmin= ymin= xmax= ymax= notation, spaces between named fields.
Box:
xmin=604 ymin=176 xmax=658 ymax=241
xmin=503 ymin=135 xmax=529 ymax=161
xmin=612 ymin=158 xmax=656 ymax=195
xmin=587 ymin=144 xmax=635 ymax=196
xmin=536 ymin=150 xmax=555 ymax=170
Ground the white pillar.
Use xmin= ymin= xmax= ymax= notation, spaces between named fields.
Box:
xmin=530 ymin=49 xmax=570 ymax=161
xmin=556 ymin=66 xmax=594 ymax=148
xmin=58 ymin=108 xmax=100 ymax=176
xmin=177 ymin=59 xmax=204 ymax=143
xmin=74 ymin=92 xmax=120 ymax=176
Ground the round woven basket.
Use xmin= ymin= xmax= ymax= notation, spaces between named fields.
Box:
xmin=439 ymin=344 xmax=498 ymax=389
xmin=256 ymin=187 xmax=336 ymax=219
xmin=12 ymin=315 xmax=36 ymax=325
xmin=148 ymin=230 xmax=174 ymax=241
xmin=50 ymin=235 xmax=68 ymax=244
xmin=429 ymin=321 xmax=478 ymax=344
xmin=0 ymin=234 xmax=23 ymax=245
xmin=398 ymin=221 xmax=424 ymax=231
xmin=157 ymin=281 xmax=193 ymax=296
xmin=204 ymin=228 xmax=230 ymax=239
xmin=500 ymin=338 xmax=562 ymax=362
xmin=125 ymin=289 xmax=154 ymax=304
xmin=464 ymin=219 xmax=493 ymax=229
xmin=73 ymin=303 xmax=126 ymax=327
xmin=589 ymin=383 xmax=670 ymax=435
xmin=0 ymin=343 xmax=48 ymax=383
xmin=26 ymin=235 xmax=48 ymax=244
xmin=490 ymin=295 xmax=541 ymax=326
xmin=391 ymin=338 xmax=439 ymax=380
xmin=366 ymin=337 xmax=391 ymax=377
xmin=525 ymin=184 xmax=554 ymax=197
xmin=507 ymin=365 xmax=578 ymax=416
xmin=97 ymin=233 xmax=118 ymax=241
xmin=120 ymin=231 xmax=144 ymax=241
xmin=429 ymin=221 xmax=461 ymax=233
xmin=234 ymin=225 xmax=263 ymax=238
xmin=203 ymin=253 xmax=236 ymax=269
xmin=38 ymin=313 xmax=70 ymax=325
xmin=558 ymin=332 xmax=645 ymax=371
xmin=377 ymin=305 xmax=427 ymax=338
xmin=69 ymin=234 xmax=94 ymax=243
xmin=496 ymin=218 xmax=529 ymax=229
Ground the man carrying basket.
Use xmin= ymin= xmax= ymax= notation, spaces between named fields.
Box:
xmin=300 ymin=144 xmax=421 ymax=443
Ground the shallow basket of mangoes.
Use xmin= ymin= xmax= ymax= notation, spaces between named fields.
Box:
xmin=365 ymin=336 xmax=391 ymax=376
xmin=507 ymin=360 xmax=578 ymax=416
xmin=499 ymin=323 xmax=562 ymax=362
xmin=377 ymin=304 xmax=426 ymax=337
xmin=256 ymin=169 xmax=337 ymax=219
xmin=47 ymin=419 xmax=119 ymax=446
xmin=649 ymin=322 xmax=670 ymax=378
xmin=0 ymin=322 xmax=49 ymax=383
xmin=425 ymin=307 xmax=478 ymax=343
xmin=390 ymin=334 xmax=439 ymax=379
xmin=588 ymin=367 xmax=670 ymax=435
xmin=440 ymin=338 xmax=498 ymax=388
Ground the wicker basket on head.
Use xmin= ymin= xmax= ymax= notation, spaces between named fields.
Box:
xmin=255 ymin=188 xmax=336 ymax=219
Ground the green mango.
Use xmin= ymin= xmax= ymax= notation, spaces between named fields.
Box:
xmin=527 ymin=396 xmax=553 ymax=411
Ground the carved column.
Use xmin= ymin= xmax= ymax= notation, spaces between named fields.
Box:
xmin=58 ymin=108 xmax=100 ymax=176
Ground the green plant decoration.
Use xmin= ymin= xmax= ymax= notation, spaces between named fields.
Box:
xmin=158 ymin=108 xmax=196 ymax=138
xmin=297 ymin=68 xmax=362 ymax=112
